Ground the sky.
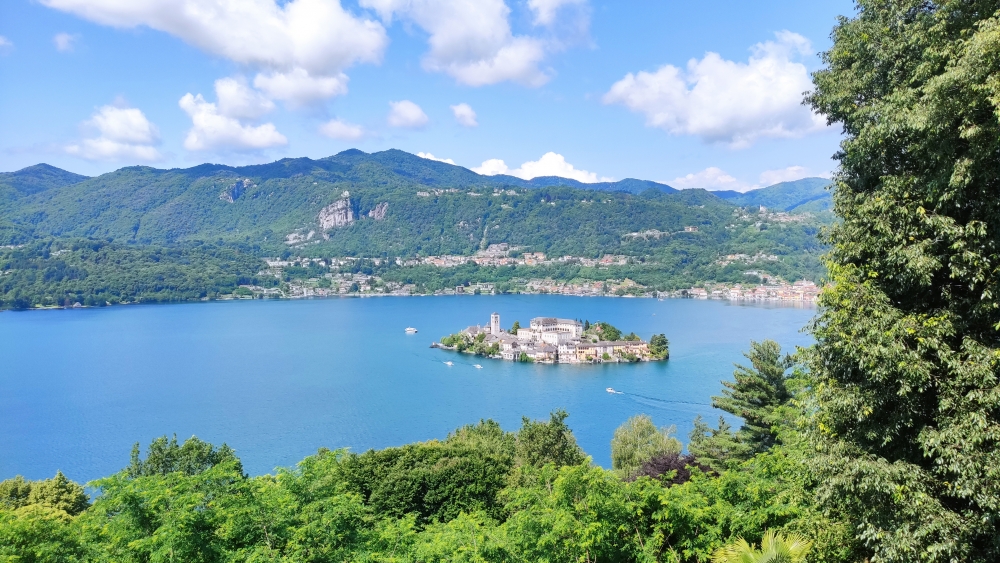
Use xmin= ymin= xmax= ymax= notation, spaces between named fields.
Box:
xmin=0 ymin=0 xmax=855 ymax=191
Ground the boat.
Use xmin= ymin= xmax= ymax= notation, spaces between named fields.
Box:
xmin=405 ymin=327 xmax=418 ymax=333
xmin=606 ymin=387 xmax=616 ymax=394
xmin=444 ymin=361 xmax=454 ymax=366
xmin=474 ymin=364 xmax=483 ymax=369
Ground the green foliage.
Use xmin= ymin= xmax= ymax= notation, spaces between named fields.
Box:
xmin=593 ymin=321 xmax=623 ymax=341
xmin=0 ymin=506 xmax=89 ymax=563
xmin=0 ymin=472 xmax=89 ymax=516
xmin=127 ymin=434 xmax=242 ymax=477
xmin=508 ymin=320 xmax=520 ymax=334
xmin=689 ymin=415 xmax=744 ymax=469
xmin=650 ymin=333 xmax=670 ymax=359
xmin=712 ymin=340 xmax=794 ymax=457
xmin=712 ymin=529 xmax=812 ymax=563
xmin=514 ymin=409 xmax=587 ymax=468
xmin=610 ymin=414 xmax=682 ymax=477
xmin=807 ymin=2 xmax=1000 ymax=560
xmin=337 ymin=420 xmax=515 ymax=524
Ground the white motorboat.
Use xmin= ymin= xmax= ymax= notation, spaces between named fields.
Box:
xmin=474 ymin=364 xmax=483 ymax=369
xmin=405 ymin=327 xmax=418 ymax=333
xmin=444 ymin=361 xmax=454 ymax=366
xmin=606 ymin=387 xmax=616 ymax=394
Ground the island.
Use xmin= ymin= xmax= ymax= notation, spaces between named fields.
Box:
xmin=434 ymin=313 xmax=669 ymax=364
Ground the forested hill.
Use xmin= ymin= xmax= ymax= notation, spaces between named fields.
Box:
xmin=0 ymin=149 xmax=830 ymax=257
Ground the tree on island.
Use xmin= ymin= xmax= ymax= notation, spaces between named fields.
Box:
xmin=649 ymin=334 xmax=669 ymax=360
xmin=509 ymin=320 xmax=521 ymax=334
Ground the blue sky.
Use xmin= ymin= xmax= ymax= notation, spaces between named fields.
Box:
xmin=0 ymin=0 xmax=854 ymax=190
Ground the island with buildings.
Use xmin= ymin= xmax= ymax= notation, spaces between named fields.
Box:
xmin=434 ymin=313 xmax=669 ymax=364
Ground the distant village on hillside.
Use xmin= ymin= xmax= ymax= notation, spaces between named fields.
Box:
xmin=238 ymin=247 xmax=822 ymax=304
xmin=433 ymin=314 xmax=669 ymax=364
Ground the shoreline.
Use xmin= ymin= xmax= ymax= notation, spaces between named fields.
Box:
xmin=0 ymin=291 xmax=819 ymax=313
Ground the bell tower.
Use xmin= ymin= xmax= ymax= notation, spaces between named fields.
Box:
xmin=491 ymin=312 xmax=501 ymax=335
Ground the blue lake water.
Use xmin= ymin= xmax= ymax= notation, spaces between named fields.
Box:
xmin=0 ymin=296 xmax=816 ymax=482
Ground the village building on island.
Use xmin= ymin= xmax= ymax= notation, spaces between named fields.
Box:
xmin=442 ymin=313 xmax=665 ymax=364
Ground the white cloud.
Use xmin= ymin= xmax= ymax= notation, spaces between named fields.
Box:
xmin=417 ymin=152 xmax=455 ymax=164
xmin=179 ymin=80 xmax=287 ymax=151
xmin=527 ymin=0 xmax=585 ymax=26
xmin=359 ymin=0 xmax=549 ymax=87
xmin=473 ymin=152 xmax=610 ymax=183
xmin=66 ymin=104 xmax=161 ymax=161
xmin=53 ymin=32 xmax=78 ymax=52
xmin=450 ymin=103 xmax=478 ymax=127
xmin=42 ymin=0 xmax=387 ymax=102
xmin=253 ymin=69 xmax=349 ymax=106
xmin=670 ymin=167 xmax=748 ymax=191
xmin=758 ymin=166 xmax=810 ymax=187
xmin=0 ymin=36 xmax=12 ymax=51
xmin=603 ymin=31 xmax=826 ymax=148
xmin=387 ymin=100 xmax=429 ymax=128
xmin=319 ymin=118 xmax=365 ymax=140
xmin=472 ymin=158 xmax=509 ymax=176
xmin=215 ymin=77 xmax=275 ymax=120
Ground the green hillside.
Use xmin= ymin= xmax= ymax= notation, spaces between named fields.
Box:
xmin=0 ymin=149 xmax=833 ymax=309
xmin=713 ymin=177 xmax=832 ymax=212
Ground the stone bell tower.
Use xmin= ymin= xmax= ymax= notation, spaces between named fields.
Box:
xmin=491 ymin=312 xmax=501 ymax=335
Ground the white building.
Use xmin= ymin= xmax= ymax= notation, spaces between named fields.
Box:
xmin=491 ymin=312 xmax=501 ymax=335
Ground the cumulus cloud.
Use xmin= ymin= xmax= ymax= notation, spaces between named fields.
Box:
xmin=527 ymin=0 xmax=585 ymax=26
xmin=473 ymin=152 xmax=610 ymax=183
xmin=0 ymin=35 xmax=12 ymax=52
xmin=603 ymin=31 xmax=826 ymax=148
xmin=360 ymin=0 xmax=549 ymax=87
xmin=670 ymin=168 xmax=747 ymax=191
xmin=215 ymin=77 xmax=275 ymax=120
xmin=450 ymin=103 xmax=478 ymax=127
xmin=66 ymin=104 xmax=161 ymax=161
xmin=387 ymin=100 xmax=429 ymax=128
xmin=417 ymin=152 xmax=455 ymax=164
xmin=319 ymin=118 xmax=365 ymax=140
xmin=53 ymin=32 xmax=78 ymax=52
xmin=758 ymin=166 xmax=811 ymax=187
xmin=179 ymin=79 xmax=287 ymax=151
xmin=41 ymin=0 xmax=387 ymax=103
xmin=253 ymin=69 xmax=349 ymax=106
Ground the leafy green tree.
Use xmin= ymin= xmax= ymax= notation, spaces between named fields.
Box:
xmin=594 ymin=322 xmax=622 ymax=341
xmin=610 ymin=414 xmax=681 ymax=477
xmin=509 ymin=320 xmax=521 ymax=334
xmin=0 ymin=473 xmax=89 ymax=516
xmin=649 ymin=334 xmax=670 ymax=359
xmin=808 ymin=2 xmax=1000 ymax=560
xmin=712 ymin=530 xmax=811 ymax=563
xmin=0 ymin=506 xmax=89 ymax=563
xmin=713 ymin=340 xmax=793 ymax=456
xmin=127 ymin=434 xmax=242 ymax=477
xmin=515 ymin=409 xmax=586 ymax=468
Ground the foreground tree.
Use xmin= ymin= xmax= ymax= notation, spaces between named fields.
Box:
xmin=808 ymin=1 xmax=1000 ymax=560
xmin=610 ymin=414 xmax=681 ymax=477
xmin=712 ymin=530 xmax=811 ymax=563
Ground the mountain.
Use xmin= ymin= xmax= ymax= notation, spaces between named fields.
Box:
xmin=0 ymin=149 xmax=833 ymax=258
xmin=0 ymin=163 xmax=89 ymax=200
xmin=710 ymin=177 xmax=833 ymax=212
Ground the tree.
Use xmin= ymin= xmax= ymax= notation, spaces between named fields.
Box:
xmin=712 ymin=530 xmax=811 ymax=563
xmin=629 ymin=452 xmax=711 ymax=486
xmin=0 ymin=473 xmax=89 ymax=516
xmin=807 ymin=3 xmax=1000 ymax=560
xmin=649 ymin=334 xmax=670 ymax=360
xmin=594 ymin=322 xmax=622 ymax=341
xmin=509 ymin=320 xmax=521 ymax=334
xmin=712 ymin=340 xmax=792 ymax=456
xmin=610 ymin=414 xmax=681 ymax=477
xmin=688 ymin=415 xmax=744 ymax=468
xmin=515 ymin=409 xmax=586 ymax=468
xmin=127 ymin=435 xmax=242 ymax=477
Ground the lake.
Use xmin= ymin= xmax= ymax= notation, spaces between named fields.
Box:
xmin=0 ymin=296 xmax=816 ymax=482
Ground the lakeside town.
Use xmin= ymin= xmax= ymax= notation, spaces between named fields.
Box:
xmin=230 ymin=253 xmax=822 ymax=304
xmin=434 ymin=314 xmax=669 ymax=364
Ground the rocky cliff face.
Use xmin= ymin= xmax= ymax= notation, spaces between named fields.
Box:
xmin=368 ymin=202 xmax=388 ymax=220
xmin=318 ymin=192 xmax=354 ymax=229
xmin=219 ymin=179 xmax=255 ymax=203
